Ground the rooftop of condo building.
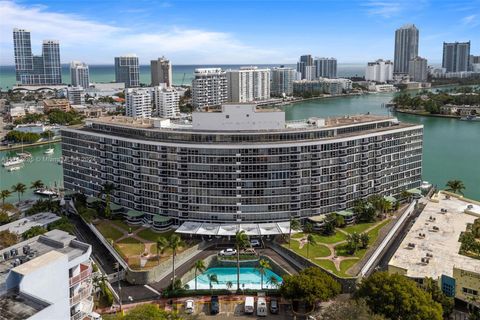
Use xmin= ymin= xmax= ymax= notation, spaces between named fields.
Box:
xmin=75 ymin=103 xmax=413 ymax=133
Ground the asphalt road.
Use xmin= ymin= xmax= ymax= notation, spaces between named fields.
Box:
xmin=69 ymin=214 xmax=117 ymax=274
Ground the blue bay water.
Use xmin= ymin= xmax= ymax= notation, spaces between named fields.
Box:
xmin=0 ymin=64 xmax=366 ymax=89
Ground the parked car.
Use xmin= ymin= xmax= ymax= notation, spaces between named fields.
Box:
xmin=270 ymin=298 xmax=279 ymax=314
xmin=257 ymin=297 xmax=267 ymax=316
xmin=185 ymin=299 xmax=194 ymax=314
xmin=244 ymin=296 xmax=255 ymax=314
xmin=219 ymin=248 xmax=237 ymax=256
xmin=250 ymin=239 xmax=261 ymax=247
xmin=210 ymin=295 xmax=219 ymax=315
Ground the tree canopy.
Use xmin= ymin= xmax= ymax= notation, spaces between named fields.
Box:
xmin=280 ymin=267 xmax=341 ymax=306
xmin=110 ymin=304 xmax=181 ymax=320
xmin=316 ymin=299 xmax=386 ymax=320
xmin=356 ymin=272 xmax=443 ymax=320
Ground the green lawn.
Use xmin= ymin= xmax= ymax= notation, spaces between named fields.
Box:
xmin=291 ymin=231 xmax=347 ymax=244
xmin=285 ymin=240 xmax=331 ymax=259
xmin=111 ymin=220 xmax=141 ymax=232
xmin=339 ymin=259 xmax=359 ymax=277
xmin=343 ymin=221 xmax=377 ymax=234
xmin=136 ymin=228 xmax=174 ymax=242
xmin=95 ymin=221 xmax=124 ymax=241
xmin=114 ymin=237 xmax=145 ymax=257
xmin=315 ymin=259 xmax=337 ymax=274
xmin=335 ymin=243 xmax=367 ymax=258
xmin=367 ymin=219 xmax=391 ymax=240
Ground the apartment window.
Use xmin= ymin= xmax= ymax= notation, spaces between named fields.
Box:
xmin=463 ymin=288 xmax=478 ymax=296
xmin=226 ymin=115 xmax=230 ymax=119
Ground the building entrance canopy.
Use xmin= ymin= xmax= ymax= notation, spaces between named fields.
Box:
xmin=175 ymin=221 xmax=295 ymax=237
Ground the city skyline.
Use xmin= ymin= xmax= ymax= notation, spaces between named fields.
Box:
xmin=0 ymin=0 xmax=479 ymax=65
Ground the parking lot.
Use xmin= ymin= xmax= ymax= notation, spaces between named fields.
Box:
xmin=172 ymin=296 xmax=294 ymax=319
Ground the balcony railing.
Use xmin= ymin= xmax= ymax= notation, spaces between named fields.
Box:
xmin=70 ymin=310 xmax=86 ymax=320
xmin=70 ymin=284 xmax=92 ymax=306
xmin=69 ymin=264 xmax=92 ymax=287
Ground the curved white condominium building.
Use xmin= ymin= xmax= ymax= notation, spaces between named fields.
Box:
xmin=61 ymin=104 xmax=423 ymax=225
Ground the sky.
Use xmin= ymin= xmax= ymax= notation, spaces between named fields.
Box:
xmin=0 ymin=0 xmax=479 ymax=65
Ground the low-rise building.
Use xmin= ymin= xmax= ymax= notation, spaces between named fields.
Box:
xmin=388 ymin=192 xmax=480 ymax=305
xmin=43 ymin=99 xmax=71 ymax=113
xmin=0 ymin=230 xmax=93 ymax=319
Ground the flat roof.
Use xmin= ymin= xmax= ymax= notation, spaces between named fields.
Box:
xmin=0 ymin=291 xmax=49 ymax=320
xmin=175 ymin=221 xmax=296 ymax=236
xmin=0 ymin=230 xmax=90 ymax=287
xmin=0 ymin=212 xmax=61 ymax=235
xmin=388 ymin=192 xmax=480 ymax=279
xmin=84 ymin=113 xmax=397 ymax=132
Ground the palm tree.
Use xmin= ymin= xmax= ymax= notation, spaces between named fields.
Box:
xmin=156 ymin=237 xmax=166 ymax=265
xmin=289 ymin=219 xmax=301 ymax=248
xmin=92 ymin=273 xmax=108 ymax=299
xmin=266 ymin=275 xmax=279 ymax=289
xmin=226 ymin=281 xmax=233 ymax=291
xmin=256 ymin=259 xmax=271 ymax=289
xmin=304 ymin=222 xmax=313 ymax=234
xmin=11 ymin=183 xmax=27 ymax=203
xmin=99 ymin=182 xmax=116 ymax=218
xmin=306 ymin=234 xmax=316 ymax=259
xmin=1 ymin=190 xmax=12 ymax=205
xmin=235 ymin=230 xmax=250 ymax=291
xmin=30 ymin=180 xmax=44 ymax=190
xmin=446 ymin=180 xmax=466 ymax=195
xmin=400 ymin=190 xmax=410 ymax=201
xmin=157 ymin=234 xmax=185 ymax=289
xmin=194 ymin=259 xmax=206 ymax=290
xmin=208 ymin=273 xmax=218 ymax=294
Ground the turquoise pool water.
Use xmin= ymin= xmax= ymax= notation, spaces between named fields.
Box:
xmin=186 ymin=267 xmax=283 ymax=290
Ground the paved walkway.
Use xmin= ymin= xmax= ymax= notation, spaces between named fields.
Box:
xmin=291 ymin=218 xmax=392 ymax=275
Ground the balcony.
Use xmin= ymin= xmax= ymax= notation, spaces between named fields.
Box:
xmin=70 ymin=284 xmax=92 ymax=306
xmin=69 ymin=263 xmax=92 ymax=287
xmin=70 ymin=311 xmax=86 ymax=320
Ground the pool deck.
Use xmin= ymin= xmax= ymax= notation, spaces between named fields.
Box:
xmin=112 ymin=246 xmax=299 ymax=303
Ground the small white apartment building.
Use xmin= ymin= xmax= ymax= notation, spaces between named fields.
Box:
xmin=0 ymin=230 xmax=93 ymax=320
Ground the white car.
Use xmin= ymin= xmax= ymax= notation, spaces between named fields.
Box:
xmin=250 ymin=239 xmax=261 ymax=247
xmin=219 ymin=248 xmax=237 ymax=256
xmin=185 ymin=299 xmax=194 ymax=314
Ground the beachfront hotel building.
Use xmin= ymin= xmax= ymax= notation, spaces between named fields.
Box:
xmin=153 ymin=84 xmax=180 ymax=118
xmin=365 ymin=59 xmax=394 ymax=83
xmin=0 ymin=230 xmax=93 ymax=320
xmin=150 ymin=57 xmax=172 ymax=87
xmin=61 ymin=104 xmax=423 ymax=230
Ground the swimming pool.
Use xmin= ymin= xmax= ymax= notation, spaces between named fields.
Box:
xmin=186 ymin=267 xmax=283 ymax=290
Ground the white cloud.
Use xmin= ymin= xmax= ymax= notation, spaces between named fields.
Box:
xmin=0 ymin=0 xmax=281 ymax=64
xmin=461 ymin=14 xmax=479 ymax=27
xmin=363 ymin=1 xmax=403 ymax=18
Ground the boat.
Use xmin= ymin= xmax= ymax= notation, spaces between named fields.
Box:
xmin=2 ymin=157 xmax=25 ymax=167
xmin=8 ymin=166 xmax=22 ymax=172
xmin=34 ymin=188 xmax=58 ymax=197
xmin=460 ymin=115 xmax=480 ymax=121
xmin=44 ymin=147 xmax=54 ymax=154
xmin=16 ymin=151 xmax=32 ymax=159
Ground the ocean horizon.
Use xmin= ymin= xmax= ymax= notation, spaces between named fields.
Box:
xmin=0 ymin=63 xmax=366 ymax=89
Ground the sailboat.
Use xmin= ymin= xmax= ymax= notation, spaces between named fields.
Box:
xmin=16 ymin=137 xmax=32 ymax=159
xmin=44 ymin=131 xmax=54 ymax=154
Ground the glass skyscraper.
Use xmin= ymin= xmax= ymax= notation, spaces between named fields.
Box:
xmin=393 ymin=24 xmax=419 ymax=75
xmin=115 ymin=55 xmax=140 ymax=88
xmin=12 ymin=28 xmax=62 ymax=85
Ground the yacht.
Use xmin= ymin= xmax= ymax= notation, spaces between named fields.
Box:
xmin=8 ymin=166 xmax=22 ymax=172
xmin=44 ymin=147 xmax=54 ymax=155
xmin=460 ymin=115 xmax=480 ymax=121
xmin=16 ymin=151 xmax=32 ymax=159
xmin=34 ymin=188 xmax=58 ymax=197
xmin=2 ymin=157 xmax=25 ymax=167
